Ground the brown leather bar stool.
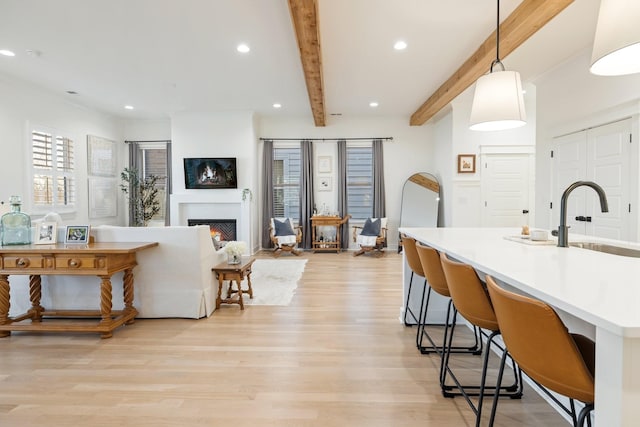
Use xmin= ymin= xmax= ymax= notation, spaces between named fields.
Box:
xmin=401 ymin=236 xmax=427 ymax=327
xmin=415 ymin=242 xmax=480 ymax=359
xmin=486 ymin=276 xmax=594 ymax=427
xmin=439 ymin=252 xmax=522 ymax=427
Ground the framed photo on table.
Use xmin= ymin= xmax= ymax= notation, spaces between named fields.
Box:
xmin=65 ymin=225 xmax=90 ymax=244
xmin=35 ymin=222 xmax=57 ymax=245
xmin=457 ymin=154 xmax=476 ymax=173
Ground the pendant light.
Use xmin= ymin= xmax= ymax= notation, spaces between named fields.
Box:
xmin=470 ymin=0 xmax=526 ymax=131
xmin=590 ymin=0 xmax=640 ymax=76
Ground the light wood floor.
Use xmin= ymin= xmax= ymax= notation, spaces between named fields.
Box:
xmin=0 ymin=251 xmax=569 ymax=426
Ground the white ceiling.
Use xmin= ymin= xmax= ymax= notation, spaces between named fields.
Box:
xmin=0 ymin=0 xmax=601 ymax=123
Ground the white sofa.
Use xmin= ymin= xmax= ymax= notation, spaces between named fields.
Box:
xmin=9 ymin=225 xmax=227 ymax=319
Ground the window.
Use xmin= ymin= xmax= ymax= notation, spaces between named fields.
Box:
xmin=31 ymin=128 xmax=75 ymax=212
xmin=141 ymin=146 xmax=168 ymax=222
xmin=346 ymin=144 xmax=373 ymax=220
xmin=273 ymin=146 xmax=301 ymax=219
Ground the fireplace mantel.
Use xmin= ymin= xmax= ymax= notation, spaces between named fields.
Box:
xmin=170 ymin=191 xmax=251 ymax=253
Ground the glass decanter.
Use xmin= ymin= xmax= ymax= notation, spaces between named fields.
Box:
xmin=1 ymin=195 xmax=32 ymax=246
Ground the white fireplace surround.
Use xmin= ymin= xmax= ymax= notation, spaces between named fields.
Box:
xmin=170 ymin=190 xmax=251 ymax=254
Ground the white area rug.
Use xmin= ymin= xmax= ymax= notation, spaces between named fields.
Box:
xmin=247 ymin=258 xmax=308 ymax=305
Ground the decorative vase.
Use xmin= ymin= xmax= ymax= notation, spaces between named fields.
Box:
xmin=1 ymin=195 xmax=32 ymax=246
xmin=227 ymin=253 xmax=241 ymax=264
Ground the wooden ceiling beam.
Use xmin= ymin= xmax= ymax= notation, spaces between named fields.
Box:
xmin=288 ymin=0 xmax=326 ymax=127
xmin=409 ymin=0 xmax=574 ymax=126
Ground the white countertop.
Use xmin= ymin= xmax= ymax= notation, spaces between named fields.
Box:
xmin=399 ymin=227 xmax=640 ymax=338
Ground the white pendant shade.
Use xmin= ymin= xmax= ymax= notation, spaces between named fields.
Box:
xmin=469 ymin=70 xmax=526 ymax=131
xmin=590 ymin=0 xmax=640 ymax=76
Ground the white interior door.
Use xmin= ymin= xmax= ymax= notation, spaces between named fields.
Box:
xmin=481 ymin=154 xmax=532 ymax=228
xmin=586 ymin=119 xmax=631 ymax=240
xmin=551 ymin=118 xmax=631 ymax=240
xmin=551 ymin=131 xmax=588 ymax=234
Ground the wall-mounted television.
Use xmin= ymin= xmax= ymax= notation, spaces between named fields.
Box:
xmin=183 ymin=157 xmax=237 ymax=189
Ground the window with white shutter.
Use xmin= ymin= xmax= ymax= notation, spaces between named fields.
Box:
xmin=31 ymin=128 xmax=75 ymax=212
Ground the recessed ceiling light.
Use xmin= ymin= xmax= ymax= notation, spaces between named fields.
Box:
xmin=393 ymin=41 xmax=407 ymax=51
xmin=237 ymin=44 xmax=250 ymax=53
xmin=369 ymin=102 xmax=379 ymax=108
xmin=273 ymin=103 xmax=282 ymax=108
xmin=0 ymin=49 xmax=15 ymax=57
xmin=124 ymin=105 xmax=134 ymax=110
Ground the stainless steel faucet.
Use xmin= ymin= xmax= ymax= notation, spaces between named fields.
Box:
xmin=557 ymin=181 xmax=609 ymax=247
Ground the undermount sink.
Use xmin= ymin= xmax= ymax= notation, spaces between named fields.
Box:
xmin=569 ymin=242 xmax=640 ymax=258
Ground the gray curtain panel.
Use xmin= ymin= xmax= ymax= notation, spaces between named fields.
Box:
xmin=164 ymin=142 xmax=172 ymax=226
xmin=262 ymin=140 xmax=274 ymax=248
xmin=372 ymin=138 xmax=386 ymax=218
xmin=300 ymin=139 xmax=314 ymax=249
xmin=337 ymin=139 xmax=349 ymax=249
xmin=128 ymin=142 xmax=141 ymax=226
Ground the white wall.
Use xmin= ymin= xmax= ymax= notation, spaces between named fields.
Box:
xmin=257 ymin=116 xmax=434 ymax=249
xmin=0 ymin=73 xmax=125 ymax=226
xmin=123 ymin=119 xmax=171 ymax=142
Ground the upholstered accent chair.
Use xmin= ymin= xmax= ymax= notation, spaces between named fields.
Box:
xmin=269 ymin=217 xmax=302 ymax=257
xmin=353 ymin=217 xmax=387 ymax=257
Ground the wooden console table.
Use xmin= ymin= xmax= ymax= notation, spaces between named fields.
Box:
xmin=0 ymin=242 xmax=158 ymax=339
xmin=213 ymin=257 xmax=255 ymax=310
xmin=311 ymin=215 xmax=351 ymax=253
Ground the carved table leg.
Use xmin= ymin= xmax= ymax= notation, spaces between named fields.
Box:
xmin=245 ymin=272 xmax=254 ymax=299
xmin=216 ymin=273 xmax=223 ymax=309
xmin=0 ymin=274 xmax=11 ymax=337
xmin=122 ymin=268 xmax=137 ymax=324
xmin=99 ymin=275 xmax=113 ymax=339
xmin=28 ymin=275 xmax=44 ymax=322
xmin=236 ymin=277 xmax=244 ymax=310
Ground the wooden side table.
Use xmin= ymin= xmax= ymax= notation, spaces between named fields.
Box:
xmin=212 ymin=257 xmax=255 ymax=310
xmin=311 ymin=215 xmax=351 ymax=253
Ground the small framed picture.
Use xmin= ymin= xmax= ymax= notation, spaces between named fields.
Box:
xmin=317 ymin=156 xmax=332 ymax=173
xmin=35 ymin=222 xmax=57 ymax=245
xmin=65 ymin=225 xmax=90 ymax=244
xmin=318 ymin=176 xmax=332 ymax=191
xmin=457 ymin=154 xmax=476 ymax=173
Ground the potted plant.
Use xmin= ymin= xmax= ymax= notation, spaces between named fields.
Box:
xmin=120 ymin=167 xmax=163 ymax=226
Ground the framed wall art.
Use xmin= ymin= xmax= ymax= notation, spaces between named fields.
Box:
xmin=317 ymin=156 xmax=332 ymax=173
xmin=457 ymin=154 xmax=476 ymax=173
xmin=318 ymin=176 xmax=332 ymax=191
xmin=87 ymin=135 xmax=116 ymax=176
xmin=88 ymin=177 xmax=118 ymax=219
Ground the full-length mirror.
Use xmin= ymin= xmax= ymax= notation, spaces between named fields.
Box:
xmin=399 ymin=173 xmax=440 ymax=251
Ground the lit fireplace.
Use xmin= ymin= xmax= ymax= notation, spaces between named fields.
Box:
xmin=187 ymin=219 xmax=237 ymax=242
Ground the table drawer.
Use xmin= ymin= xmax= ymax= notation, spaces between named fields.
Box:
xmin=2 ymin=256 xmax=45 ymax=270
xmin=55 ymin=256 xmax=98 ymax=270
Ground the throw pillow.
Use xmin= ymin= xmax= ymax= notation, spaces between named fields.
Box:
xmin=274 ymin=218 xmax=296 ymax=236
xmin=361 ymin=218 xmax=381 ymax=236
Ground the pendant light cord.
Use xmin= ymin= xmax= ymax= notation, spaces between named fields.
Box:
xmin=490 ymin=0 xmax=505 ymax=73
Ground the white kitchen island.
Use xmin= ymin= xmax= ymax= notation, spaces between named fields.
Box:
xmin=399 ymin=227 xmax=640 ymax=426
